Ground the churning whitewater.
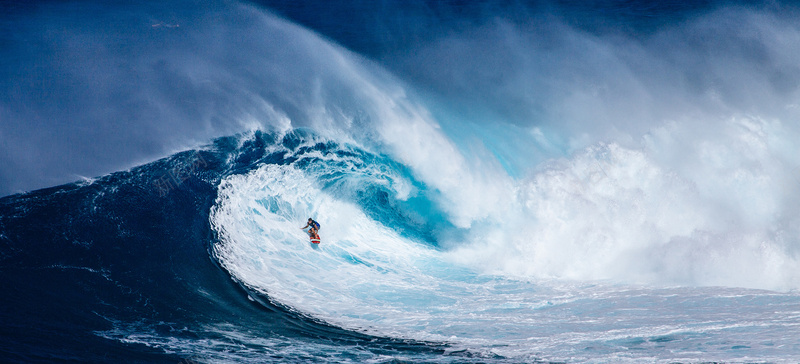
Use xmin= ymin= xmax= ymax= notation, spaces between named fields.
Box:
xmin=208 ymin=131 xmax=800 ymax=362
xmin=2 ymin=0 xmax=800 ymax=363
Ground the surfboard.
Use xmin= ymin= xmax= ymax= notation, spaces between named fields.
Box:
xmin=310 ymin=234 xmax=321 ymax=244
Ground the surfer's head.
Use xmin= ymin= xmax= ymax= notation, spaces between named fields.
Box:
xmin=308 ymin=218 xmax=313 ymax=222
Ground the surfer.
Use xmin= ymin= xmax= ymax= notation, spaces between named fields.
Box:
xmin=302 ymin=218 xmax=321 ymax=244
xmin=301 ymin=218 xmax=320 ymax=237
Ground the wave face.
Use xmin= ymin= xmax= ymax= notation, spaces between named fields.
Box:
xmin=0 ymin=132 xmax=453 ymax=363
xmin=3 ymin=130 xmax=798 ymax=363
xmin=3 ymin=0 xmax=800 ymax=363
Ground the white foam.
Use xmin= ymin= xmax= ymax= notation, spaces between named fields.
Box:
xmin=210 ymin=156 xmax=800 ymax=362
xmin=444 ymin=115 xmax=800 ymax=291
xmin=211 ymin=164 xmax=449 ymax=336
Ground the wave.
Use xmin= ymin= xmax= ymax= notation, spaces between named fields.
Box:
xmin=0 ymin=132 xmax=459 ymax=363
xmin=209 ymin=130 xmax=800 ymax=361
xmin=2 ymin=128 xmax=799 ymax=362
xmin=4 ymin=0 xmax=800 ymax=362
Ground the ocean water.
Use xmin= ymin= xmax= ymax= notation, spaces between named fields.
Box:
xmin=2 ymin=0 xmax=800 ymax=363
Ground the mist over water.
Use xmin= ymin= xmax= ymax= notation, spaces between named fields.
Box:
xmin=0 ymin=0 xmax=414 ymax=195
xmin=331 ymin=1 xmax=800 ymax=290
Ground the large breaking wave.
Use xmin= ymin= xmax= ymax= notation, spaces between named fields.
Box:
xmin=206 ymin=129 xmax=800 ymax=361
xmin=3 ymin=0 xmax=800 ymax=362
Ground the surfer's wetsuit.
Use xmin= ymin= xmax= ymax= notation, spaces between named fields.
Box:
xmin=303 ymin=219 xmax=319 ymax=230
xmin=302 ymin=219 xmax=320 ymax=236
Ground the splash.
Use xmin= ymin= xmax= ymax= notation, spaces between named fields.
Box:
xmin=452 ymin=116 xmax=800 ymax=290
